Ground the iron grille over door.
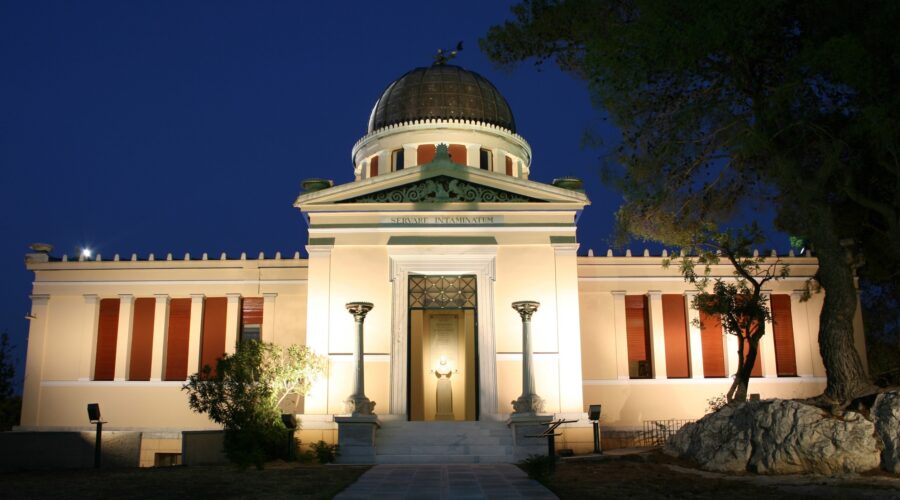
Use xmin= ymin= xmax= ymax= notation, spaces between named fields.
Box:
xmin=408 ymin=275 xmax=477 ymax=309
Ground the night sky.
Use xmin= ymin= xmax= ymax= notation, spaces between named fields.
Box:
xmin=0 ymin=2 xmax=782 ymax=391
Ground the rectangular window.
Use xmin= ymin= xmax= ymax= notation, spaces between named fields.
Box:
xmin=449 ymin=144 xmax=467 ymax=166
xmin=417 ymin=144 xmax=436 ymax=165
xmin=200 ymin=297 xmax=228 ymax=376
xmin=771 ymin=294 xmax=798 ymax=376
xmin=240 ymin=297 xmax=264 ymax=343
xmin=128 ymin=297 xmax=156 ymax=381
xmin=369 ymin=156 xmax=379 ymax=178
xmin=699 ymin=311 xmax=726 ymax=377
xmin=94 ymin=298 xmax=120 ymax=381
xmin=479 ymin=149 xmax=492 ymax=170
xmin=625 ymin=295 xmax=652 ymax=378
xmin=164 ymin=298 xmax=191 ymax=381
xmin=662 ymin=294 xmax=690 ymax=378
xmin=505 ymin=155 xmax=513 ymax=176
xmin=392 ymin=149 xmax=404 ymax=171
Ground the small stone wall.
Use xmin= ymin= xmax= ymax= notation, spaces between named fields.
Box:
xmin=0 ymin=431 xmax=141 ymax=470
xmin=181 ymin=430 xmax=228 ymax=465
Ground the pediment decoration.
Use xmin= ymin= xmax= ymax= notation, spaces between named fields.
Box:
xmin=344 ymin=175 xmax=544 ymax=203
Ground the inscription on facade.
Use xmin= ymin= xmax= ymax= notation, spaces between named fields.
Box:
xmin=384 ymin=215 xmax=503 ymax=225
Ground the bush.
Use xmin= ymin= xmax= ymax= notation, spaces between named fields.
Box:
xmin=707 ymin=394 xmax=728 ymax=413
xmin=311 ymin=440 xmax=339 ymax=464
xmin=519 ymin=454 xmax=556 ymax=482
xmin=182 ymin=341 xmax=326 ymax=467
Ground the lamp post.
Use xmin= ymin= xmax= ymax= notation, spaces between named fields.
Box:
xmin=511 ymin=301 xmax=544 ymax=415
xmin=87 ymin=403 xmax=105 ymax=468
xmin=345 ymin=302 xmax=376 ymax=416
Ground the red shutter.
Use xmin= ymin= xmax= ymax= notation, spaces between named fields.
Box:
xmin=94 ymin=298 xmax=120 ymax=381
xmin=449 ymin=144 xmax=467 ymax=166
xmin=241 ymin=297 xmax=264 ymax=325
xmin=164 ymin=298 xmax=191 ymax=381
xmin=369 ymin=156 xmax=379 ymax=178
xmin=417 ymin=144 xmax=436 ymax=165
xmin=200 ymin=297 xmax=228 ymax=376
xmin=699 ymin=311 xmax=726 ymax=377
xmin=625 ymin=295 xmax=652 ymax=378
xmin=662 ymin=294 xmax=690 ymax=378
xmin=771 ymin=294 xmax=798 ymax=376
xmin=128 ymin=298 xmax=155 ymax=381
xmin=505 ymin=156 xmax=513 ymax=175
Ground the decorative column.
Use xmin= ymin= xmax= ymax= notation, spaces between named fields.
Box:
xmin=335 ymin=301 xmax=380 ymax=464
xmin=150 ymin=294 xmax=169 ymax=382
xmin=760 ymin=292 xmax=778 ymax=378
xmin=611 ymin=291 xmax=630 ymax=379
xmin=647 ymin=291 xmax=668 ymax=379
xmin=511 ymin=301 xmax=544 ymax=415
xmin=114 ymin=294 xmax=135 ymax=381
xmin=345 ymin=302 xmax=375 ymax=416
xmin=508 ymin=300 xmax=552 ymax=459
xmin=224 ymin=294 xmax=241 ymax=354
xmin=684 ymin=291 xmax=705 ymax=379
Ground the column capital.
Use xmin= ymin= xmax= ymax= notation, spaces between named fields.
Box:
xmin=511 ymin=301 xmax=540 ymax=321
xmin=647 ymin=290 xmax=662 ymax=298
xmin=263 ymin=292 xmax=278 ymax=299
xmin=790 ymin=289 xmax=807 ymax=299
xmin=154 ymin=293 xmax=169 ymax=303
xmin=226 ymin=293 xmax=242 ymax=302
xmin=346 ymin=302 xmax=374 ymax=322
xmin=82 ymin=294 xmax=98 ymax=304
xmin=190 ymin=293 xmax=205 ymax=303
xmin=683 ymin=289 xmax=699 ymax=298
xmin=118 ymin=293 xmax=134 ymax=304
xmin=610 ymin=290 xmax=627 ymax=297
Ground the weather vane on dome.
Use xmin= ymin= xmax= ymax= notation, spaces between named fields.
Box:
xmin=434 ymin=41 xmax=463 ymax=65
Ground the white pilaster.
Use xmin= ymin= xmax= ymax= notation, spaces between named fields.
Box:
xmin=79 ymin=294 xmax=99 ymax=381
xmin=552 ymin=243 xmax=584 ymax=412
xmin=262 ymin=292 xmax=277 ymax=343
xmin=304 ymin=244 xmax=332 ymax=415
xmin=465 ymin=144 xmax=479 ymax=167
xmin=21 ymin=294 xmax=50 ymax=426
xmin=225 ymin=293 xmax=241 ymax=354
xmin=403 ymin=145 xmax=417 ymax=169
xmin=491 ymin=148 xmax=507 ymax=174
xmin=760 ymin=292 xmax=778 ymax=377
xmin=790 ymin=290 xmax=814 ymax=376
xmin=377 ymin=150 xmax=389 ymax=175
xmin=647 ymin=291 xmax=667 ymax=379
xmin=114 ymin=294 xmax=134 ymax=381
xmin=611 ymin=291 xmax=629 ymax=379
xmin=186 ymin=294 xmax=205 ymax=378
xmin=150 ymin=294 xmax=169 ymax=381
xmin=725 ymin=332 xmax=740 ymax=377
xmin=684 ymin=291 xmax=704 ymax=379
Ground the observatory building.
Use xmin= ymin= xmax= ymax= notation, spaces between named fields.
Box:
xmin=20 ymin=63 xmax=864 ymax=465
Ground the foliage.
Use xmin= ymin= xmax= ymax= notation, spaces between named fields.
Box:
xmin=182 ymin=340 xmax=326 ymax=467
xmin=482 ymin=0 xmax=897 ymax=403
xmin=310 ymin=440 xmax=340 ymax=464
xmin=519 ymin=453 xmax=556 ymax=482
xmin=706 ymin=394 xmax=727 ymax=414
xmin=0 ymin=333 xmax=21 ymax=431
xmin=664 ymin=227 xmax=789 ymax=402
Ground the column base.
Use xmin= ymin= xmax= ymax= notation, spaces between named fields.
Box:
xmin=335 ymin=415 xmax=381 ymax=464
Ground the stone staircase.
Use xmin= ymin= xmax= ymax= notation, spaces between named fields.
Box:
xmin=373 ymin=419 xmax=515 ymax=464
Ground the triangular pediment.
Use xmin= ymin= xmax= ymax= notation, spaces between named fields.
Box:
xmin=294 ymin=153 xmax=589 ymax=211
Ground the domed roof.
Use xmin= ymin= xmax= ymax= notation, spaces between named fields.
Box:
xmin=368 ymin=65 xmax=516 ymax=133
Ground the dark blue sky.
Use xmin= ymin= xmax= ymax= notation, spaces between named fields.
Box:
xmin=0 ymin=1 xmax=783 ymax=390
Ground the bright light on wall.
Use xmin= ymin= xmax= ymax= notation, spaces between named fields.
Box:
xmin=81 ymin=248 xmax=92 ymax=258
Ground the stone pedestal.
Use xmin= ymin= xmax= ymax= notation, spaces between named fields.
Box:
xmin=335 ymin=415 xmax=381 ymax=464
xmin=507 ymin=414 xmax=552 ymax=461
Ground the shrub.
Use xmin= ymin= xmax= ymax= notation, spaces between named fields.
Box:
xmin=519 ymin=454 xmax=556 ymax=482
xmin=310 ymin=440 xmax=340 ymax=464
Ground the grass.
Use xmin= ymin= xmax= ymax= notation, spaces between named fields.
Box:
xmin=3 ymin=462 xmax=369 ymax=500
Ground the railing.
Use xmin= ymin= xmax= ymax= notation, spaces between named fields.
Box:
xmin=640 ymin=419 xmax=695 ymax=447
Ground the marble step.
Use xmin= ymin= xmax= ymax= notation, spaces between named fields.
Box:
xmin=375 ymin=444 xmax=513 ymax=456
xmin=374 ymin=454 xmax=515 ymax=464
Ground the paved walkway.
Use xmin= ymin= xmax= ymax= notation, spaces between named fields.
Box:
xmin=335 ymin=464 xmax=557 ymax=499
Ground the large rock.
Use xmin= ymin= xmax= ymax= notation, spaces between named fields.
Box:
xmin=667 ymin=399 xmax=881 ymax=474
xmin=873 ymin=392 xmax=900 ymax=474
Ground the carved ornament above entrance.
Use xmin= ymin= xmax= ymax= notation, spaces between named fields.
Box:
xmin=345 ymin=175 xmax=543 ymax=204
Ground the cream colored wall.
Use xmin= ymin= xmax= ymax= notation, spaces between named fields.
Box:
xmin=21 ymin=256 xmax=309 ymax=430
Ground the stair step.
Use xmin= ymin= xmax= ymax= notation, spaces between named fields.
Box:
xmin=375 ymin=444 xmax=513 ymax=455
xmin=374 ymin=454 xmax=515 ymax=464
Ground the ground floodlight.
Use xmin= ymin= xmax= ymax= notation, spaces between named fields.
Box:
xmin=589 ymin=404 xmax=602 ymax=421
xmin=87 ymin=403 xmax=101 ymax=423
xmin=281 ymin=413 xmax=297 ymax=430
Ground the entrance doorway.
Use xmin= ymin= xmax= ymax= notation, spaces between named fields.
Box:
xmin=407 ymin=275 xmax=478 ymax=421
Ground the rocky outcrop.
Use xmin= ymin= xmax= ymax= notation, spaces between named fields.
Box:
xmin=873 ymin=392 xmax=900 ymax=474
xmin=666 ymin=399 xmax=881 ymax=474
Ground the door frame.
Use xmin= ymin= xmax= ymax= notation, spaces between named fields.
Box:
xmin=388 ymin=247 xmax=498 ymax=420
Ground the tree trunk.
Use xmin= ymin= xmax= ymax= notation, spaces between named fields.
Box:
xmin=813 ymin=232 xmax=872 ymax=403
xmin=727 ymin=337 xmax=758 ymax=403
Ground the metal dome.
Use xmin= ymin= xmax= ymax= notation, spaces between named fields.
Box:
xmin=367 ymin=65 xmax=516 ymax=133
